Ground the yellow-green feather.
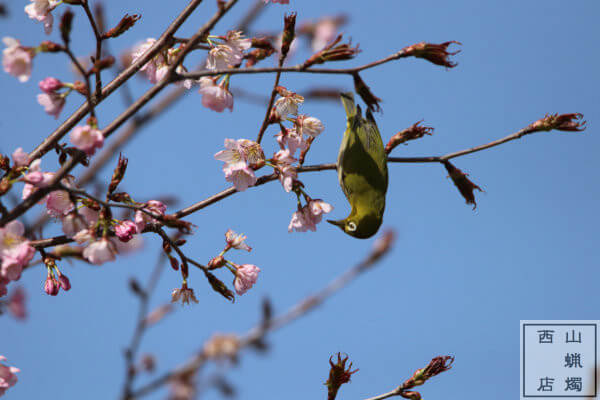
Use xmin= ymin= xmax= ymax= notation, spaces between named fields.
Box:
xmin=335 ymin=92 xmax=388 ymax=238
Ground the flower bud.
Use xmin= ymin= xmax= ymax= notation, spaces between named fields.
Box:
xmin=91 ymin=56 xmax=115 ymax=73
xmin=57 ymin=273 xmax=71 ymax=291
xmin=39 ymin=77 xmax=63 ymax=94
xmin=39 ymin=41 xmax=63 ymax=53
xmin=208 ymin=255 xmax=225 ymax=270
xmin=115 ymin=220 xmax=137 ymax=242
xmin=44 ymin=275 xmax=59 ymax=296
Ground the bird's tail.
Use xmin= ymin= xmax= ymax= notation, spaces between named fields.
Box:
xmin=340 ymin=92 xmax=357 ymax=120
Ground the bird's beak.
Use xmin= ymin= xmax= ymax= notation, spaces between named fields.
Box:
xmin=327 ymin=219 xmax=345 ymax=229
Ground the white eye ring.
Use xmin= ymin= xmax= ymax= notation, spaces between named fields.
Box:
xmin=347 ymin=221 xmax=357 ymax=231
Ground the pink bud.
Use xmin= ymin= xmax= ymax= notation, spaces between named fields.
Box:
xmin=39 ymin=77 xmax=63 ymax=93
xmin=44 ymin=275 xmax=59 ymax=296
xmin=57 ymin=274 xmax=71 ymax=291
xmin=115 ymin=220 xmax=137 ymax=242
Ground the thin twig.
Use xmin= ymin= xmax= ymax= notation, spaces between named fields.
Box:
xmin=63 ymin=47 xmax=96 ymax=118
xmin=131 ymin=230 xmax=395 ymax=398
xmin=120 ymin=251 xmax=168 ymax=400
xmin=28 ymin=0 xmax=207 ymax=162
xmin=81 ymin=0 xmax=104 ymax=97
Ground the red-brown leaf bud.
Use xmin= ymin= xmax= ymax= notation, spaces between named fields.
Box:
xmin=443 ymin=161 xmax=483 ymax=209
xmin=325 ymin=353 xmax=358 ymax=400
xmin=39 ymin=41 xmax=64 ymax=53
xmin=281 ymin=12 xmax=297 ymax=59
xmin=526 ymin=113 xmax=586 ymax=134
xmin=385 ymin=121 xmax=434 ymax=153
xmin=108 ymin=154 xmax=128 ymax=195
xmin=102 ymin=14 xmax=141 ymax=39
xmin=303 ymin=35 xmax=360 ymax=68
xmin=402 ymin=41 xmax=461 ymax=68
xmin=353 ymin=73 xmax=381 ymax=113
xmin=60 ymin=9 xmax=74 ymax=45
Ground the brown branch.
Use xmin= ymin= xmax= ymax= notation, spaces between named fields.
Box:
xmin=178 ymin=48 xmax=412 ymax=81
xmin=28 ymin=0 xmax=207 ymax=162
xmin=30 ymin=235 xmax=72 ymax=249
xmin=121 ymin=252 xmax=168 ymax=400
xmin=131 ymin=230 xmax=395 ymax=398
xmin=81 ymin=0 xmax=104 ymax=97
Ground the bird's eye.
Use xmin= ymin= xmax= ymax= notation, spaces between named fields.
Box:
xmin=347 ymin=221 xmax=357 ymax=232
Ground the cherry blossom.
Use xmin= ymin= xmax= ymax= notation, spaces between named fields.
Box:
xmin=276 ymin=128 xmax=309 ymax=155
xmin=233 ymin=264 xmax=260 ymax=295
xmin=11 ymin=148 xmax=29 ymax=168
xmin=70 ymin=124 xmax=104 ymax=156
xmin=288 ymin=199 xmax=333 ymax=233
xmin=7 ymin=286 xmax=26 ymax=320
xmin=274 ymin=92 xmax=304 ymax=117
xmin=206 ymin=44 xmax=243 ymax=70
xmin=0 ymin=221 xmax=35 ymax=283
xmin=44 ymin=273 xmax=59 ymax=296
xmin=24 ymin=0 xmax=59 ymax=34
xmin=2 ymin=37 xmax=33 ymax=82
xmin=37 ymin=92 xmax=65 ymax=119
xmin=115 ymin=220 xmax=137 ymax=242
xmin=0 ymin=356 xmax=19 ymax=397
xmin=214 ymin=139 xmax=265 ymax=191
xmin=83 ymin=238 xmax=117 ymax=265
xmin=312 ymin=18 xmax=338 ymax=51
xmin=272 ymin=149 xmax=297 ymax=192
xmin=134 ymin=200 xmax=167 ymax=231
xmin=296 ymin=115 xmax=324 ymax=137
xmin=225 ymin=229 xmax=252 ymax=251
xmin=223 ymin=162 xmax=257 ymax=192
xmin=198 ymin=77 xmax=233 ymax=112
xmin=45 ymin=189 xmax=74 ymax=217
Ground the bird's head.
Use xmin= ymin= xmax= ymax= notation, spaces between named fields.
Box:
xmin=327 ymin=213 xmax=382 ymax=239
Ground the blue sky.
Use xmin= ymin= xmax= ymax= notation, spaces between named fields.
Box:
xmin=1 ymin=0 xmax=599 ymax=399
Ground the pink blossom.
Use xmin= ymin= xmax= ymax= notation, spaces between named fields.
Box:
xmin=288 ymin=200 xmax=333 ymax=233
xmin=198 ymin=77 xmax=233 ymax=112
xmin=45 ymin=190 xmax=74 ymax=217
xmin=24 ymin=0 xmax=57 ymax=34
xmin=73 ymin=229 xmax=93 ymax=245
xmin=296 ymin=115 xmax=324 ymax=137
xmin=206 ymin=44 xmax=243 ymax=70
xmin=37 ymin=92 xmax=65 ymax=119
xmin=0 ymin=356 xmax=19 ymax=397
xmin=273 ymin=149 xmax=297 ymax=192
xmin=274 ymin=92 xmax=304 ymax=117
xmin=7 ymin=286 xmax=26 ymax=320
xmin=112 ymin=234 xmax=143 ymax=254
xmin=38 ymin=76 xmax=62 ymax=93
xmin=312 ymin=18 xmax=338 ymax=52
xmin=11 ymin=148 xmax=29 ymax=167
xmin=2 ymin=37 xmax=32 ymax=82
xmin=225 ymin=31 xmax=251 ymax=54
xmin=223 ymin=161 xmax=257 ymax=191
xmin=115 ymin=220 xmax=137 ymax=242
xmin=0 ymin=221 xmax=35 ymax=282
xmin=131 ymin=38 xmax=164 ymax=84
xmin=44 ymin=274 xmax=59 ymax=296
xmin=214 ymin=139 xmax=265 ymax=169
xmin=307 ymin=199 xmax=333 ymax=224
xmin=134 ymin=200 xmax=166 ymax=231
xmin=233 ymin=264 xmax=260 ymax=295
xmin=70 ymin=124 xmax=104 ymax=156
xmin=276 ymin=128 xmax=309 ymax=155
xmin=225 ymin=229 xmax=252 ymax=251
xmin=61 ymin=211 xmax=89 ymax=238
xmin=83 ymin=238 xmax=117 ymax=265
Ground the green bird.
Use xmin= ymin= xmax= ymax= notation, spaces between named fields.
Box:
xmin=327 ymin=92 xmax=389 ymax=239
